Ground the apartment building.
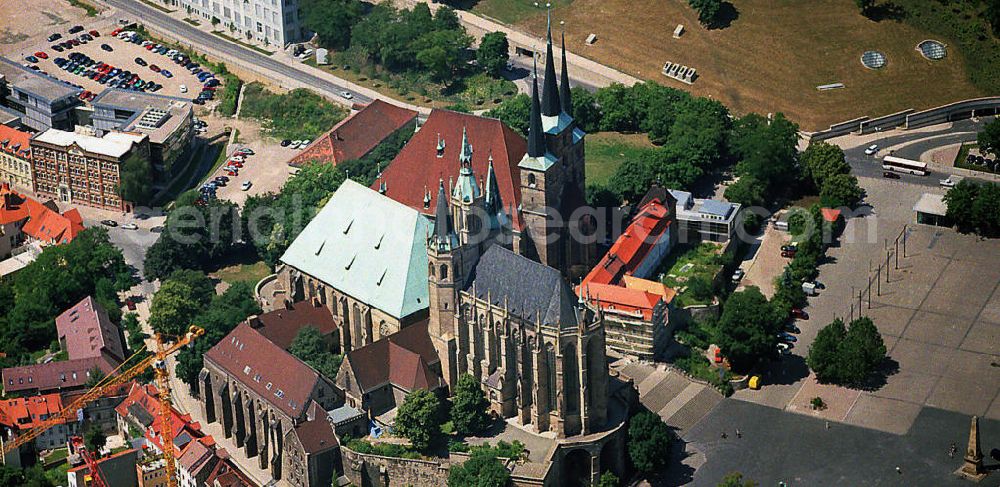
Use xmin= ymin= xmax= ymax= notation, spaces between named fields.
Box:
xmin=30 ymin=128 xmax=149 ymax=212
xmin=91 ymin=89 xmax=194 ymax=174
xmin=0 ymin=56 xmax=82 ymax=132
xmin=180 ymin=0 xmax=307 ymax=48
xmin=0 ymin=125 xmax=34 ymax=191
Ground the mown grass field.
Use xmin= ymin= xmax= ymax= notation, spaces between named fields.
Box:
xmin=506 ymin=0 xmax=986 ymax=131
xmin=584 ymin=132 xmax=656 ymax=185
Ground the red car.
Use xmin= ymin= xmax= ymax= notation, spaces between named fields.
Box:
xmin=791 ymin=308 xmax=809 ymax=320
xmin=34 ymin=51 xmax=48 ymax=59
xmin=78 ymin=90 xmax=91 ymax=100
xmin=110 ymin=28 xmax=122 ymax=36
xmin=70 ymin=39 xmax=80 ymax=46
xmin=145 ymin=44 xmax=155 ymax=50
xmin=781 ymin=250 xmax=796 ymax=258
xmin=226 ymin=169 xmax=238 ymax=177
xmin=149 ymin=64 xmax=160 ymax=72
xmin=89 ymin=30 xmax=100 ymax=37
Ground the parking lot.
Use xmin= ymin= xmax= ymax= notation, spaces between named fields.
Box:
xmin=23 ymin=25 xmax=213 ymax=102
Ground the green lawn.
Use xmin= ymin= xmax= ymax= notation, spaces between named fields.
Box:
xmin=68 ymin=0 xmax=99 ymax=16
xmin=585 ymin=132 xmax=656 ymax=185
xmin=240 ymin=82 xmax=348 ymax=140
xmin=953 ymin=142 xmax=997 ymax=174
xmin=463 ymin=0 xmax=574 ymax=25
xmin=212 ymin=31 xmax=275 ymax=55
xmin=209 ymin=261 xmax=271 ymax=285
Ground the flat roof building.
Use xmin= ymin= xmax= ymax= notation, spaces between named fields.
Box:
xmin=91 ymin=89 xmax=195 ymax=174
xmin=666 ymin=188 xmax=741 ymax=243
xmin=180 ymin=0 xmax=308 ymax=48
xmin=0 ymin=56 xmax=82 ymax=132
xmin=914 ymin=192 xmax=951 ymax=227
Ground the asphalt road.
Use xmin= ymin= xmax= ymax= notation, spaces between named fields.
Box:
xmin=843 ymin=119 xmax=993 ymax=188
xmin=99 ymin=0 xmax=373 ymax=105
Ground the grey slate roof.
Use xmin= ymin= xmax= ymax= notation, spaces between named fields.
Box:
xmin=465 ymin=246 xmax=579 ymax=328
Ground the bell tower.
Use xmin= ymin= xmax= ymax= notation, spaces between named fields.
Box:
xmin=427 ymin=181 xmax=460 ymax=387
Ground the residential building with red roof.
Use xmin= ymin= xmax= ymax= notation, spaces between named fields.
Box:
xmin=114 ymin=382 xmax=203 ymax=456
xmin=336 ymin=319 xmax=444 ymax=418
xmin=288 ymin=99 xmax=418 ymax=168
xmin=0 ymin=124 xmax=34 ymax=191
xmin=579 ymin=192 xmax=679 ymax=360
xmin=0 ymin=182 xmax=84 ymax=259
xmin=199 ymin=323 xmax=342 ymax=486
xmin=67 ymin=447 xmax=139 ymax=487
xmin=0 ymin=393 xmax=79 ymax=450
xmin=2 ymin=297 xmax=124 ymax=395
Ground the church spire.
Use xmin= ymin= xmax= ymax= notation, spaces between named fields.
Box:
xmin=527 ymin=63 xmax=545 ymax=158
xmin=432 ymin=180 xmax=454 ymax=243
xmin=541 ymin=8 xmax=560 ymax=117
xmin=459 ymin=125 xmax=473 ymax=166
xmin=559 ymin=29 xmax=572 ymax=115
xmin=484 ymin=154 xmax=503 ymax=213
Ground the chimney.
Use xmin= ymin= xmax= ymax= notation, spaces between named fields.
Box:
xmin=247 ymin=315 xmax=263 ymax=329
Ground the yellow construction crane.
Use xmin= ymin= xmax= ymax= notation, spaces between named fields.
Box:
xmin=1 ymin=325 xmax=204 ymax=487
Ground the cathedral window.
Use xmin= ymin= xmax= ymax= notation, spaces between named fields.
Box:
xmin=440 ymin=264 xmax=448 ymax=280
xmin=527 ymin=173 xmax=536 ymax=188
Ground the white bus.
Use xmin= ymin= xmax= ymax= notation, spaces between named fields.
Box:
xmin=882 ymin=156 xmax=929 ymax=176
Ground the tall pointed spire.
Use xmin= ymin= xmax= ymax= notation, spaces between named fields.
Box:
xmin=432 ymin=180 xmax=454 ymax=242
xmin=559 ymin=28 xmax=572 ymax=115
xmin=541 ymin=8 xmax=561 ymax=117
xmin=484 ymin=154 xmax=503 ymax=213
xmin=459 ymin=125 xmax=473 ymax=166
xmin=527 ymin=63 xmax=545 ymax=158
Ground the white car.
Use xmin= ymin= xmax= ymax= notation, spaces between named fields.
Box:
xmin=864 ymin=144 xmax=879 ymax=155
xmin=340 ymin=91 xmax=353 ymax=99
xmin=300 ymin=139 xmax=311 ymax=147
xmin=241 ymin=181 xmax=252 ymax=191
xmin=731 ymin=269 xmax=745 ymax=283
xmin=291 ymin=140 xmax=303 ymax=149
xmin=179 ymin=84 xmax=187 ymax=93
xmin=939 ymin=176 xmax=958 ymax=188
xmin=776 ymin=342 xmax=791 ymax=355
xmin=121 ymin=223 xmax=138 ymax=230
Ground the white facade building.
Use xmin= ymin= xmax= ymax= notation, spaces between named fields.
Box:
xmin=179 ymin=0 xmax=307 ymax=48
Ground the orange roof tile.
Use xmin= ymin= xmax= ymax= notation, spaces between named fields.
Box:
xmin=0 ymin=125 xmax=32 ymax=159
xmin=0 ymin=184 xmax=84 ymax=244
xmin=582 ymin=197 xmax=672 ymax=287
xmin=0 ymin=393 xmax=65 ymax=430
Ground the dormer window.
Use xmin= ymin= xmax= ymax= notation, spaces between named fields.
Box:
xmin=436 ymin=134 xmax=445 ymax=158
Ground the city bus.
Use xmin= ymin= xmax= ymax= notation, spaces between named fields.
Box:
xmin=882 ymin=155 xmax=929 ymax=176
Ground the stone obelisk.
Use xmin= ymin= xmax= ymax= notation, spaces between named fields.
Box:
xmin=956 ymin=415 xmax=987 ymax=482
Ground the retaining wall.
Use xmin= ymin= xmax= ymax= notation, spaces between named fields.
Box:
xmin=804 ymin=97 xmax=1000 ymax=142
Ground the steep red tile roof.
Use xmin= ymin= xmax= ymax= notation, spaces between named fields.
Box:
xmin=821 ymin=208 xmax=842 ymax=222
xmin=115 ymin=383 xmax=203 ymax=453
xmin=2 ymin=354 xmax=119 ymax=394
xmin=341 ymin=320 xmax=443 ymax=393
xmin=177 ymin=436 xmax=221 ymax=478
xmin=288 ymin=99 xmax=418 ymax=167
xmin=249 ymin=300 xmax=339 ymax=350
xmin=0 ymin=393 xmax=65 ymax=430
xmin=0 ymin=184 xmax=84 ymax=243
xmin=378 ymin=109 xmax=527 ymax=229
xmin=582 ymin=197 xmax=672 ymax=288
xmin=57 ymin=296 xmax=126 ymax=363
xmin=292 ymin=401 xmax=338 ymax=454
xmin=0 ymin=125 xmax=32 ymax=159
xmin=204 ymin=457 xmax=256 ymax=487
xmin=205 ymin=323 xmax=322 ymax=418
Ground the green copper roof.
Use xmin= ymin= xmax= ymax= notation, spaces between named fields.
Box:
xmin=280 ymin=180 xmax=431 ymax=319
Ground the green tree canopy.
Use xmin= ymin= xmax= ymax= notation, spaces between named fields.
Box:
xmin=84 ymin=425 xmax=107 ymax=456
xmin=945 ymin=180 xmax=1000 ymax=237
xmin=0 ymin=465 xmax=53 ymax=487
xmin=395 ymin=389 xmax=445 ymax=451
xmin=808 ymin=317 xmax=886 ymax=385
xmin=801 ymin=142 xmax=850 ymax=190
xmin=477 ymin=31 xmax=509 ymax=77
xmin=607 ymin=157 xmax=657 ymax=203
xmin=289 ymin=326 xmax=342 ymax=380
xmin=447 ymin=447 xmax=510 ymax=487
xmin=731 ymin=113 xmax=801 ymax=198
xmin=716 ymin=287 xmax=783 ymax=372
xmin=450 ymin=374 xmax=491 ymax=436
xmin=299 ymin=0 xmax=363 ymax=50
xmin=484 ymin=93 xmax=530 ymax=135
xmin=118 ymin=152 xmax=154 ymax=206
xmin=807 ymin=318 xmax=846 ymax=382
xmin=718 ymin=471 xmax=759 ymax=487
xmin=819 ymin=173 xmax=863 ymax=208
xmin=571 ymin=87 xmax=602 ymax=133
xmin=416 ymin=29 xmax=474 ymax=82
xmin=628 ymin=411 xmax=673 ymax=474
xmin=144 ymin=197 xmax=242 ymax=281
xmin=689 ymin=0 xmax=723 ymax=26
xmin=724 ymin=175 xmax=767 ymax=208
xmin=149 ymin=280 xmax=204 ymax=336
xmin=597 ymin=471 xmax=620 ymax=487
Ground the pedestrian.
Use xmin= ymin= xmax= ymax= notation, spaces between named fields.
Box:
xmin=735 ymin=429 xmax=742 ymax=438
xmin=720 ymin=431 xmax=727 ymax=439
xmin=895 ymin=466 xmax=902 ymax=475
xmin=825 ymin=421 xmax=830 ymax=429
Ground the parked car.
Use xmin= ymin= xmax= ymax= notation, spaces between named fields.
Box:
xmin=241 ymin=181 xmax=252 ymax=191
xmin=778 ymin=332 xmax=798 ymax=343
xmin=69 ymin=25 xmax=84 ymax=34
xmin=784 ymin=324 xmax=801 ymax=334
xmin=781 ymin=249 xmax=796 ymax=258
xmin=25 ymin=55 xmax=38 ymax=63
xmin=280 ymin=139 xmax=291 ymax=147
xmin=161 ymin=70 xmax=172 ymax=78
xmin=52 ymin=45 xmax=64 ymax=52
xmin=864 ymin=144 xmax=879 ymax=155
xmin=100 ymin=219 xmax=118 ymax=227
xmin=780 ymin=244 xmax=797 ymax=252
xmin=939 ymin=176 xmax=961 ymax=188
xmin=101 ymin=44 xmax=113 ymax=52
xmin=125 ymin=298 xmax=137 ymax=311
xmin=236 ymin=148 xmax=254 ymax=156
xmin=731 ymin=269 xmax=745 ymax=283
xmin=89 ymin=30 xmax=100 ymax=37
xmin=34 ymin=51 xmax=48 ymax=59
xmin=149 ymin=64 xmax=160 ymax=72
xmin=214 ymin=175 xmax=230 ymax=183
xmin=790 ymin=308 xmax=809 ymax=320
xmin=122 ymin=223 xmax=138 ymax=230
xmin=882 ymin=171 xmax=900 ymax=179
xmin=776 ymin=342 xmax=791 ymax=355
xmin=48 ymin=33 xmax=62 ymax=42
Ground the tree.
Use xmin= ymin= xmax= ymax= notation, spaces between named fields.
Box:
xmin=84 ymin=366 xmax=105 ymax=388
xmin=639 ymin=83 xmax=691 ymax=144
xmin=394 ymin=389 xmax=444 ymax=451
xmin=451 ymin=374 xmax=491 ymax=436
xmin=571 ymin=87 xmax=603 ymax=133
xmin=477 ymin=32 xmax=509 ymax=78
xmin=688 ymin=0 xmax=722 ymax=26
xmin=807 ymin=318 xmax=847 ymax=382
xmin=211 ymin=16 xmax=220 ymax=27
xmin=434 ymin=6 xmax=461 ymax=31
xmin=598 ymin=471 xmax=619 ymax=487
xmin=415 ymin=29 xmax=473 ymax=82
xmin=118 ymin=152 xmax=154 ymax=206
xmin=628 ymin=411 xmax=673 ymax=474
xmin=484 ymin=94 xmax=530 ymax=135
xmin=716 ymin=287 xmax=783 ymax=372
xmin=664 ymin=97 xmax=730 ymax=169
xmin=945 ymin=180 xmax=1000 ymax=236
xmin=820 ymin=173 xmax=863 ymax=208
xmin=801 ymin=142 xmax=850 ymax=191
xmin=0 ymin=465 xmax=53 ymax=487
xmin=595 ymin=83 xmax=643 ymax=132
xmin=724 ymin=176 xmax=767 ymax=208
xmin=718 ymin=472 xmax=759 ymax=487
xmin=300 ymin=0 xmax=363 ymax=50
xmin=84 ymin=425 xmax=107 ymax=456
xmin=144 ymin=197 xmax=242 ymax=281
xmin=447 ymin=448 xmax=510 ymax=487
xmin=855 ymin=0 xmax=876 ymax=17
xmin=988 ymin=1 xmax=1000 ymax=40
xmin=731 ymin=113 xmax=800 ymax=198
xmin=607 ymin=156 xmax=656 ymax=203
xmin=289 ymin=326 xmax=342 ymax=380
xmin=148 ymin=280 xmax=204 ymax=336
xmin=977 ymin=118 xmax=1000 ymax=158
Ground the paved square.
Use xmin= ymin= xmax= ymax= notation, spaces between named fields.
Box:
xmin=924 ymin=375 xmax=996 ymax=417
xmin=843 ymin=395 xmax=922 ymax=434
xmin=960 ymin=320 xmax=1000 ymax=355
xmin=900 ymin=310 xmax=972 ymax=348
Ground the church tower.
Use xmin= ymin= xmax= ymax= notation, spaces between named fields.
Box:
xmin=518 ymin=13 xmax=592 ymax=279
xmin=427 ymin=181 xmax=461 ymax=388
